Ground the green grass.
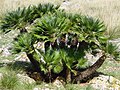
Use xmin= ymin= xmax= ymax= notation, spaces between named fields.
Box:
xmin=65 ymin=84 xmax=94 ymax=90
xmin=0 ymin=71 xmax=18 ymax=90
xmin=15 ymin=82 xmax=35 ymax=90
xmin=0 ymin=70 xmax=36 ymax=90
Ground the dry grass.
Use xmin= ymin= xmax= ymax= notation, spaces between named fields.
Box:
xmin=0 ymin=0 xmax=63 ymax=16
xmin=64 ymin=0 xmax=120 ymax=35
xmin=0 ymin=0 xmax=120 ymax=35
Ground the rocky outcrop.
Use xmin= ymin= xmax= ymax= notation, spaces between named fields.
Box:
xmin=59 ymin=0 xmax=71 ymax=10
xmin=17 ymin=73 xmax=35 ymax=84
xmin=14 ymin=52 xmax=30 ymax=62
xmin=90 ymin=75 xmax=120 ymax=90
xmin=0 ymin=73 xmax=3 ymax=80
xmin=1 ymin=46 xmax=11 ymax=57
xmin=33 ymin=78 xmax=65 ymax=90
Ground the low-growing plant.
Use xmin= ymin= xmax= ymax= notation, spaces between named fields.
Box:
xmin=0 ymin=3 xmax=60 ymax=33
xmin=1 ymin=3 xmax=120 ymax=83
xmin=105 ymin=42 xmax=120 ymax=60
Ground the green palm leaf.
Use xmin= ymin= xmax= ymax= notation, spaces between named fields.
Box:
xmin=12 ymin=33 xmax=36 ymax=54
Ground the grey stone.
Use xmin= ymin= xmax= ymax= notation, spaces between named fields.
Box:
xmin=53 ymin=79 xmax=64 ymax=88
xmin=14 ymin=52 xmax=30 ymax=62
xmin=33 ymin=88 xmax=39 ymax=90
xmin=59 ymin=0 xmax=71 ymax=10
xmin=90 ymin=75 xmax=120 ymax=90
xmin=17 ymin=73 xmax=35 ymax=84
xmin=0 ymin=48 xmax=3 ymax=53
xmin=0 ymin=73 xmax=3 ymax=80
xmin=2 ymin=48 xmax=11 ymax=56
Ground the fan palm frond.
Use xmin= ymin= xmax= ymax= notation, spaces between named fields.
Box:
xmin=12 ymin=33 xmax=36 ymax=54
xmin=0 ymin=3 xmax=60 ymax=33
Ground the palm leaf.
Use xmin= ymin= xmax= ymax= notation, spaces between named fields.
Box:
xmin=12 ymin=33 xmax=36 ymax=54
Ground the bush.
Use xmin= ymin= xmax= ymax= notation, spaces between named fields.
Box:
xmin=0 ymin=3 xmax=60 ymax=33
xmin=1 ymin=3 xmax=120 ymax=83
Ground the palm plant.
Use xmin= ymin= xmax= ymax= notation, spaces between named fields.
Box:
xmin=13 ymin=33 xmax=36 ymax=54
xmin=0 ymin=3 xmax=60 ymax=33
xmin=10 ymin=4 xmax=120 ymax=83
xmin=12 ymin=33 xmax=41 ymax=72
xmin=0 ymin=7 xmax=31 ymax=33
xmin=105 ymin=42 xmax=120 ymax=60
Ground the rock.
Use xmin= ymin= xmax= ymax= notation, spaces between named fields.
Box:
xmin=85 ymin=50 xmax=103 ymax=65
xmin=59 ymin=0 xmax=71 ymax=10
xmin=89 ymin=75 xmax=120 ymax=90
xmin=42 ymin=88 xmax=51 ymax=90
xmin=109 ymin=76 xmax=120 ymax=85
xmin=0 ymin=73 xmax=3 ymax=80
xmin=0 ymin=48 xmax=3 ymax=53
xmin=33 ymin=88 xmax=39 ymax=90
xmin=33 ymin=84 xmax=54 ymax=90
xmin=15 ymin=52 xmax=29 ymax=62
xmin=0 ymin=59 xmax=13 ymax=67
xmin=33 ymin=81 xmax=64 ymax=90
xmin=0 ymin=36 xmax=2 ymax=39
xmin=53 ymin=79 xmax=64 ymax=88
xmin=17 ymin=73 xmax=35 ymax=84
xmin=2 ymin=48 xmax=11 ymax=56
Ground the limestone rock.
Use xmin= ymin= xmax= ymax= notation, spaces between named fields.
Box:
xmin=0 ymin=48 xmax=3 ymax=53
xmin=33 ymin=84 xmax=54 ymax=90
xmin=33 ymin=88 xmax=39 ymax=90
xmin=2 ymin=48 xmax=11 ymax=56
xmin=14 ymin=52 xmax=29 ymax=62
xmin=0 ymin=73 xmax=3 ymax=80
xmin=59 ymin=0 xmax=71 ymax=10
xmin=17 ymin=73 xmax=35 ymax=84
xmin=0 ymin=36 xmax=2 ymax=39
xmin=0 ymin=59 xmax=13 ymax=67
xmin=53 ymin=79 xmax=64 ymax=88
xmin=85 ymin=50 xmax=103 ymax=66
xmin=90 ymin=75 xmax=120 ymax=90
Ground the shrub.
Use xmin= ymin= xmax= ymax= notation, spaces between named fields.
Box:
xmin=1 ymin=3 xmax=120 ymax=83
xmin=0 ymin=3 xmax=60 ymax=33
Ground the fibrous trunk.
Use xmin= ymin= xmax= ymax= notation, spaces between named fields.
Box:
xmin=26 ymin=53 xmax=41 ymax=72
xmin=75 ymin=54 xmax=106 ymax=83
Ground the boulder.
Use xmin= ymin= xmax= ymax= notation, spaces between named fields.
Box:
xmin=14 ymin=52 xmax=30 ymax=62
xmin=17 ymin=73 xmax=35 ymax=84
xmin=59 ymin=0 xmax=71 ymax=10
xmin=33 ymin=84 xmax=55 ymax=90
xmin=89 ymin=75 xmax=120 ymax=90
xmin=2 ymin=48 xmax=11 ymax=57
xmin=53 ymin=79 xmax=65 ymax=89
xmin=0 ymin=73 xmax=3 ymax=80
xmin=0 ymin=48 xmax=3 ymax=53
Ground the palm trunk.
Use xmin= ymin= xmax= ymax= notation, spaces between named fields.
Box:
xmin=27 ymin=53 xmax=41 ymax=72
xmin=75 ymin=54 xmax=106 ymax=83
xmin=66 ymin=67 xmax=71 ymax=83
